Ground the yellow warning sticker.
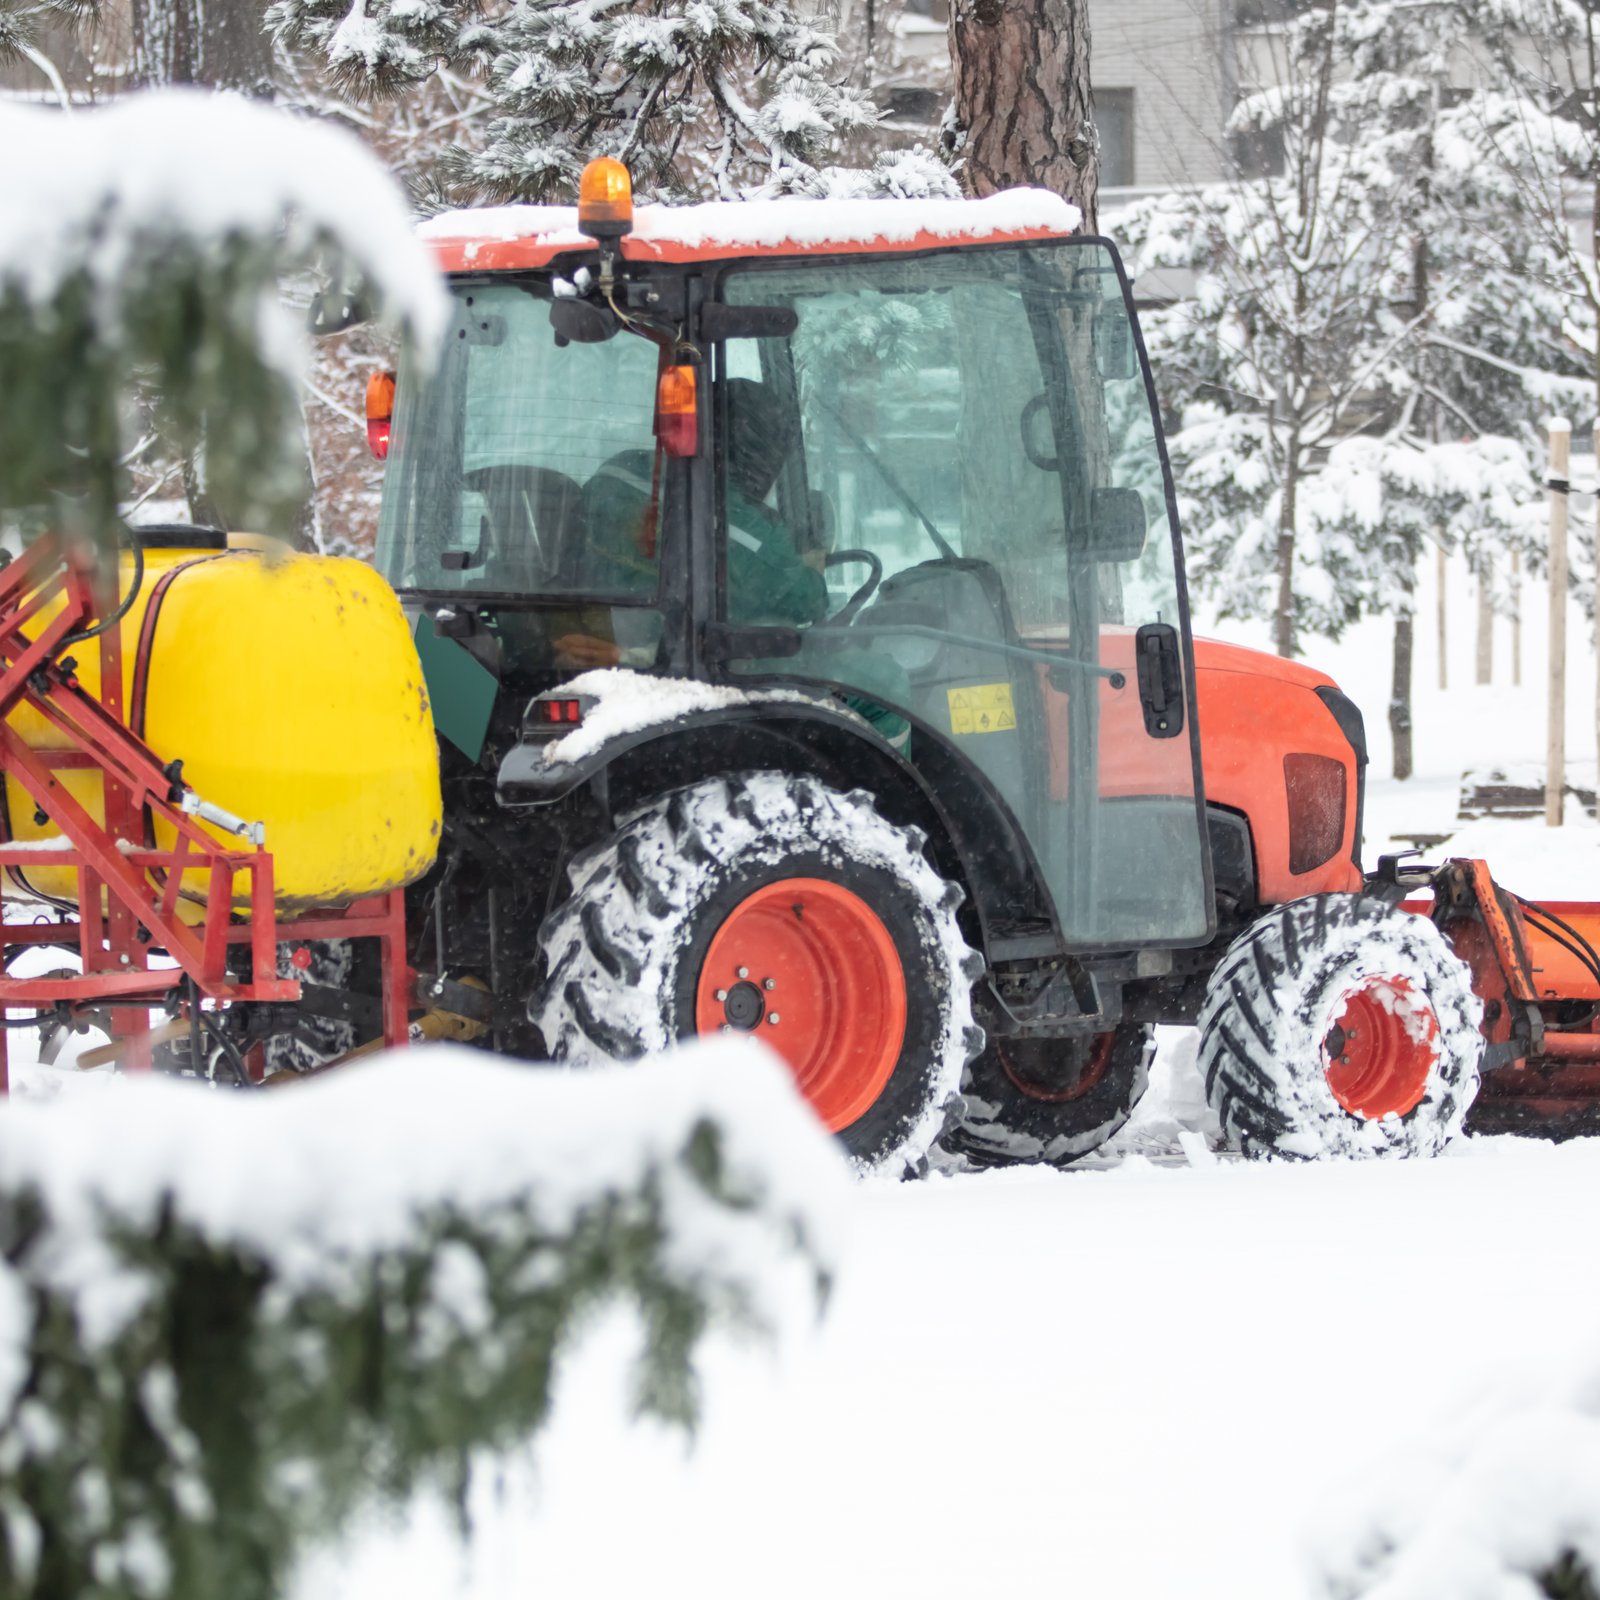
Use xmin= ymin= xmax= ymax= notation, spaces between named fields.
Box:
xmin=947 ymin=683 xmax=1017 ymax=735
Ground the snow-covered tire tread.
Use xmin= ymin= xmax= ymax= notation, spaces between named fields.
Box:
xmin=1197 ymin=893 xmax=1483 ymax=1160
xmin=531 ymin=771 xmax=984 ymax=1174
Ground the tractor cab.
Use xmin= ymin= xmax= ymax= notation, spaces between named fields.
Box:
xmin=377 ymin=164 xmax=1213 ymax=967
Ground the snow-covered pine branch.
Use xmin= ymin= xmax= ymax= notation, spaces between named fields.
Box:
xmin=0 ymin=90 xmax=446 ymax=556
xmin=266 ymin=0 xmax=913 ymax=205
xmin=0 ymin=1044 xmax=845 ymax=1600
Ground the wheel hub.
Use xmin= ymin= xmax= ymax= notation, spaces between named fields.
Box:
xmin=722 ymin=979 xmax=766 ymax=1031
xmin=695 ymin=877 xmax=907 ymax=1133
xmin=1321 ymin=974 xmax=1439 ymax=1120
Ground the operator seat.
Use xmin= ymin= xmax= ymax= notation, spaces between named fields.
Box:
xmin=860 ymin=557 xmax=1041 ymax=828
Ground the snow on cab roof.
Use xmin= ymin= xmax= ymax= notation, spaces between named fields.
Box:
xmin=419 ymin=189 xmax=1081 ymax=273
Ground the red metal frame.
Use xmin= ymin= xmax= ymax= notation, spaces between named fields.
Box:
xmin=0 ymin=534 xmax=412 ymax=1092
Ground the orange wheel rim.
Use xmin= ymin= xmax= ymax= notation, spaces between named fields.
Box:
xmin=1321 ymin=974 xmax=1439 ymax=1120
xmin=997 ymin=1032 xmax=1115 ymax=1103
xmin=695 ymin=877 xmax=907 ymax=1131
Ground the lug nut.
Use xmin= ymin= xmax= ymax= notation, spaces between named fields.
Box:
xmin=721 ymin=1024 xmax=732 ymax=1033
xmin=768 ymin=1012 xmax=780 ymax=1025
xmin=737 ymin=966 xmax=749 ymax=979
xmin=763 ymin=978 xmax=776 ymax=991
xmin=715 ymin=988 xmax=727 ymax=1002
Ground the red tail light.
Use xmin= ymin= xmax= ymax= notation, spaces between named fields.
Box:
xmin=655 ymin=363 xmax=698 ymax=457
xmin=531 ymin=697 xmax=586 ymax=726
xmin=365 ymin=369 xmax=396 ymax=460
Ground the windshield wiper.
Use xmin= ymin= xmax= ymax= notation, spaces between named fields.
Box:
xmin=814 ymin=396 xmax=958 ymax=562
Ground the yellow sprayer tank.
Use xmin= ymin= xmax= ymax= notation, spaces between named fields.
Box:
xmin=3 ymin=529 xmax=441 ymax=910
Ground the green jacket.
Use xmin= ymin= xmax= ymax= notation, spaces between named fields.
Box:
xmin=583 ymin=457 xmax=910 ymax=750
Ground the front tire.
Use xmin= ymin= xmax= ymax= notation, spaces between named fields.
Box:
xmin=531 ymin=773 xmax=985 ymax=1174
xmin=1197 ymin=894 xmax=1483 ymax=1160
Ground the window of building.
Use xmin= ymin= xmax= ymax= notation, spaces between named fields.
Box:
xmin=1233 ymin=0 xmax=1307 ymax=24
xmin=1228 ymin=116 xmax=1286 ymax=178
xmin=881 ymin=85 xmax=944 ymax=125
xmin=1093 ymin=90 xmax=1135 ymax=188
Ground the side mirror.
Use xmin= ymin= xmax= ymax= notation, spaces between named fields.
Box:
xmin=699 ymin=303 xmax=800 ymax=340
xmin=1093 ymin=302 xmax=1137 ymax=382
xmin=1085 ymin=487 xmax=1147 ymax=562
xmin=307 ymin=287 xmax=373 ymax=336
xmin=550 ymin=298 xmax=618 ymax=345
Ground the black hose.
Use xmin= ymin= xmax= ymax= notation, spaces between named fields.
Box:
xmin=1514 ymin=896 xmax=1600 ymax=986
xmin=60 ymin=526 xmax=145 ymax=650
xmin=1512 ymin=895 xmax=1600 ymax=1024
xmin=0 ymin=1009 xmax=54 ymax=1028
xmin=1519 ymin=911 xmax=1600 ymax=991
xmin=197 ymin=1004 xmax=253 ymax=1088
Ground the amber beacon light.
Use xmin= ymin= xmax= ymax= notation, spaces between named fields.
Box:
xmin=578 ymin=157 xmax=634 ymax=239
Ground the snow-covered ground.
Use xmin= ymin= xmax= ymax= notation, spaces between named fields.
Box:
xmin=13 ymin=545 xmax=1600 ymax=1596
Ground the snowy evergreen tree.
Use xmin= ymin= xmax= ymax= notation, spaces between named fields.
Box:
xmin=1318 ymin=0 xmax=1580 ymax=768
xmin=1465 ymin=0 xmax=1600 ymax=420
xmin=267 ymin=0 xmax=887 ymax=203
xmin=1121 ymin=0 xmax=1581 ymax=712
xmin=0 ymin=0 xmax=86 ymax=105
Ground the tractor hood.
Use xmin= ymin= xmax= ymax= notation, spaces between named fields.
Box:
xmin=1192 ymin=634 xmax=1341 ymax=693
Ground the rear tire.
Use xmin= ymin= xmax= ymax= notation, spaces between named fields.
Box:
xmin=531 ymin=772 xmax=985 ymax=1174
xmin=1197 ymin=894 xmax=1483 ymax=1160
xmin=939 ymin=1024 xmax=1153 ymax=1167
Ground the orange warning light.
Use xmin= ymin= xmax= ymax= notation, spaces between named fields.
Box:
xmin=655 ymin=363 xmax=697 ymax=457
xmin=365 ymin=369 xmax=396 ymax=460
xmin=578 ymin=157 xmax=634 ymax=240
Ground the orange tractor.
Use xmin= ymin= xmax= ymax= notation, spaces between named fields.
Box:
xmin=317 ymin=157 xmax=1600 ymax=1170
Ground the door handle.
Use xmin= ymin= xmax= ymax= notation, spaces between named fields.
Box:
xmin=1135 ymin=623 xmax=1184 ymax=738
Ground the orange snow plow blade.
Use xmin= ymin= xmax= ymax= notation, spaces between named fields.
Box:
xmin=1400 ymin=858 xmax=1600 ymax=1130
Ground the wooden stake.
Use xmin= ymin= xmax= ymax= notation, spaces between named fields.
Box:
xmin=1437 ymin=540 xmax=1448 ymax=690
xmin=1511 ymin=548 xmax=1522 ymax=688
xmin=1548 ymin=418 xmax=1571 ymax=827
xmin=1476 ymin=564 xmax=1493 ymax=685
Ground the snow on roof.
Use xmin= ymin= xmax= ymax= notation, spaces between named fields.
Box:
xmin=419 ymin=188 xmax=1081 ymax=272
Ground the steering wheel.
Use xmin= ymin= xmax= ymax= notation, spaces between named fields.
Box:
xmin=460 ymin=464 xmax=588 ymax=588
xmin=824 ymin=548 xmax=883 ymax=626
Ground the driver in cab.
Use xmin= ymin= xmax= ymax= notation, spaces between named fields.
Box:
xmin=556 ymin=377 xmax=911 ymax=752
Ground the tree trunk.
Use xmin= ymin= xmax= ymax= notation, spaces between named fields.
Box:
xmin=131 ymin=0 xmax=293 ymax=533
xmin=1511 ymin=546 xmax=1521 ymax=687
xmin=130 ymin=0 xmax=274 ymax=99
xmin=1389 ymin=611 xmax=1414 ymax=781
xmin=948 ymin=0 xmax=1097 ymax=227
xmin=1275 ymin=438 xmax=1300 ymax=657
xmin=1436 ymin=540 xmax=1447 ymax=689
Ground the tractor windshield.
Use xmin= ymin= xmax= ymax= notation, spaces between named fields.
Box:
xmin=374 ymin=281 xmax=667 ymax=666
xmin=717 ymin=241 xmax=1210 ymax=947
